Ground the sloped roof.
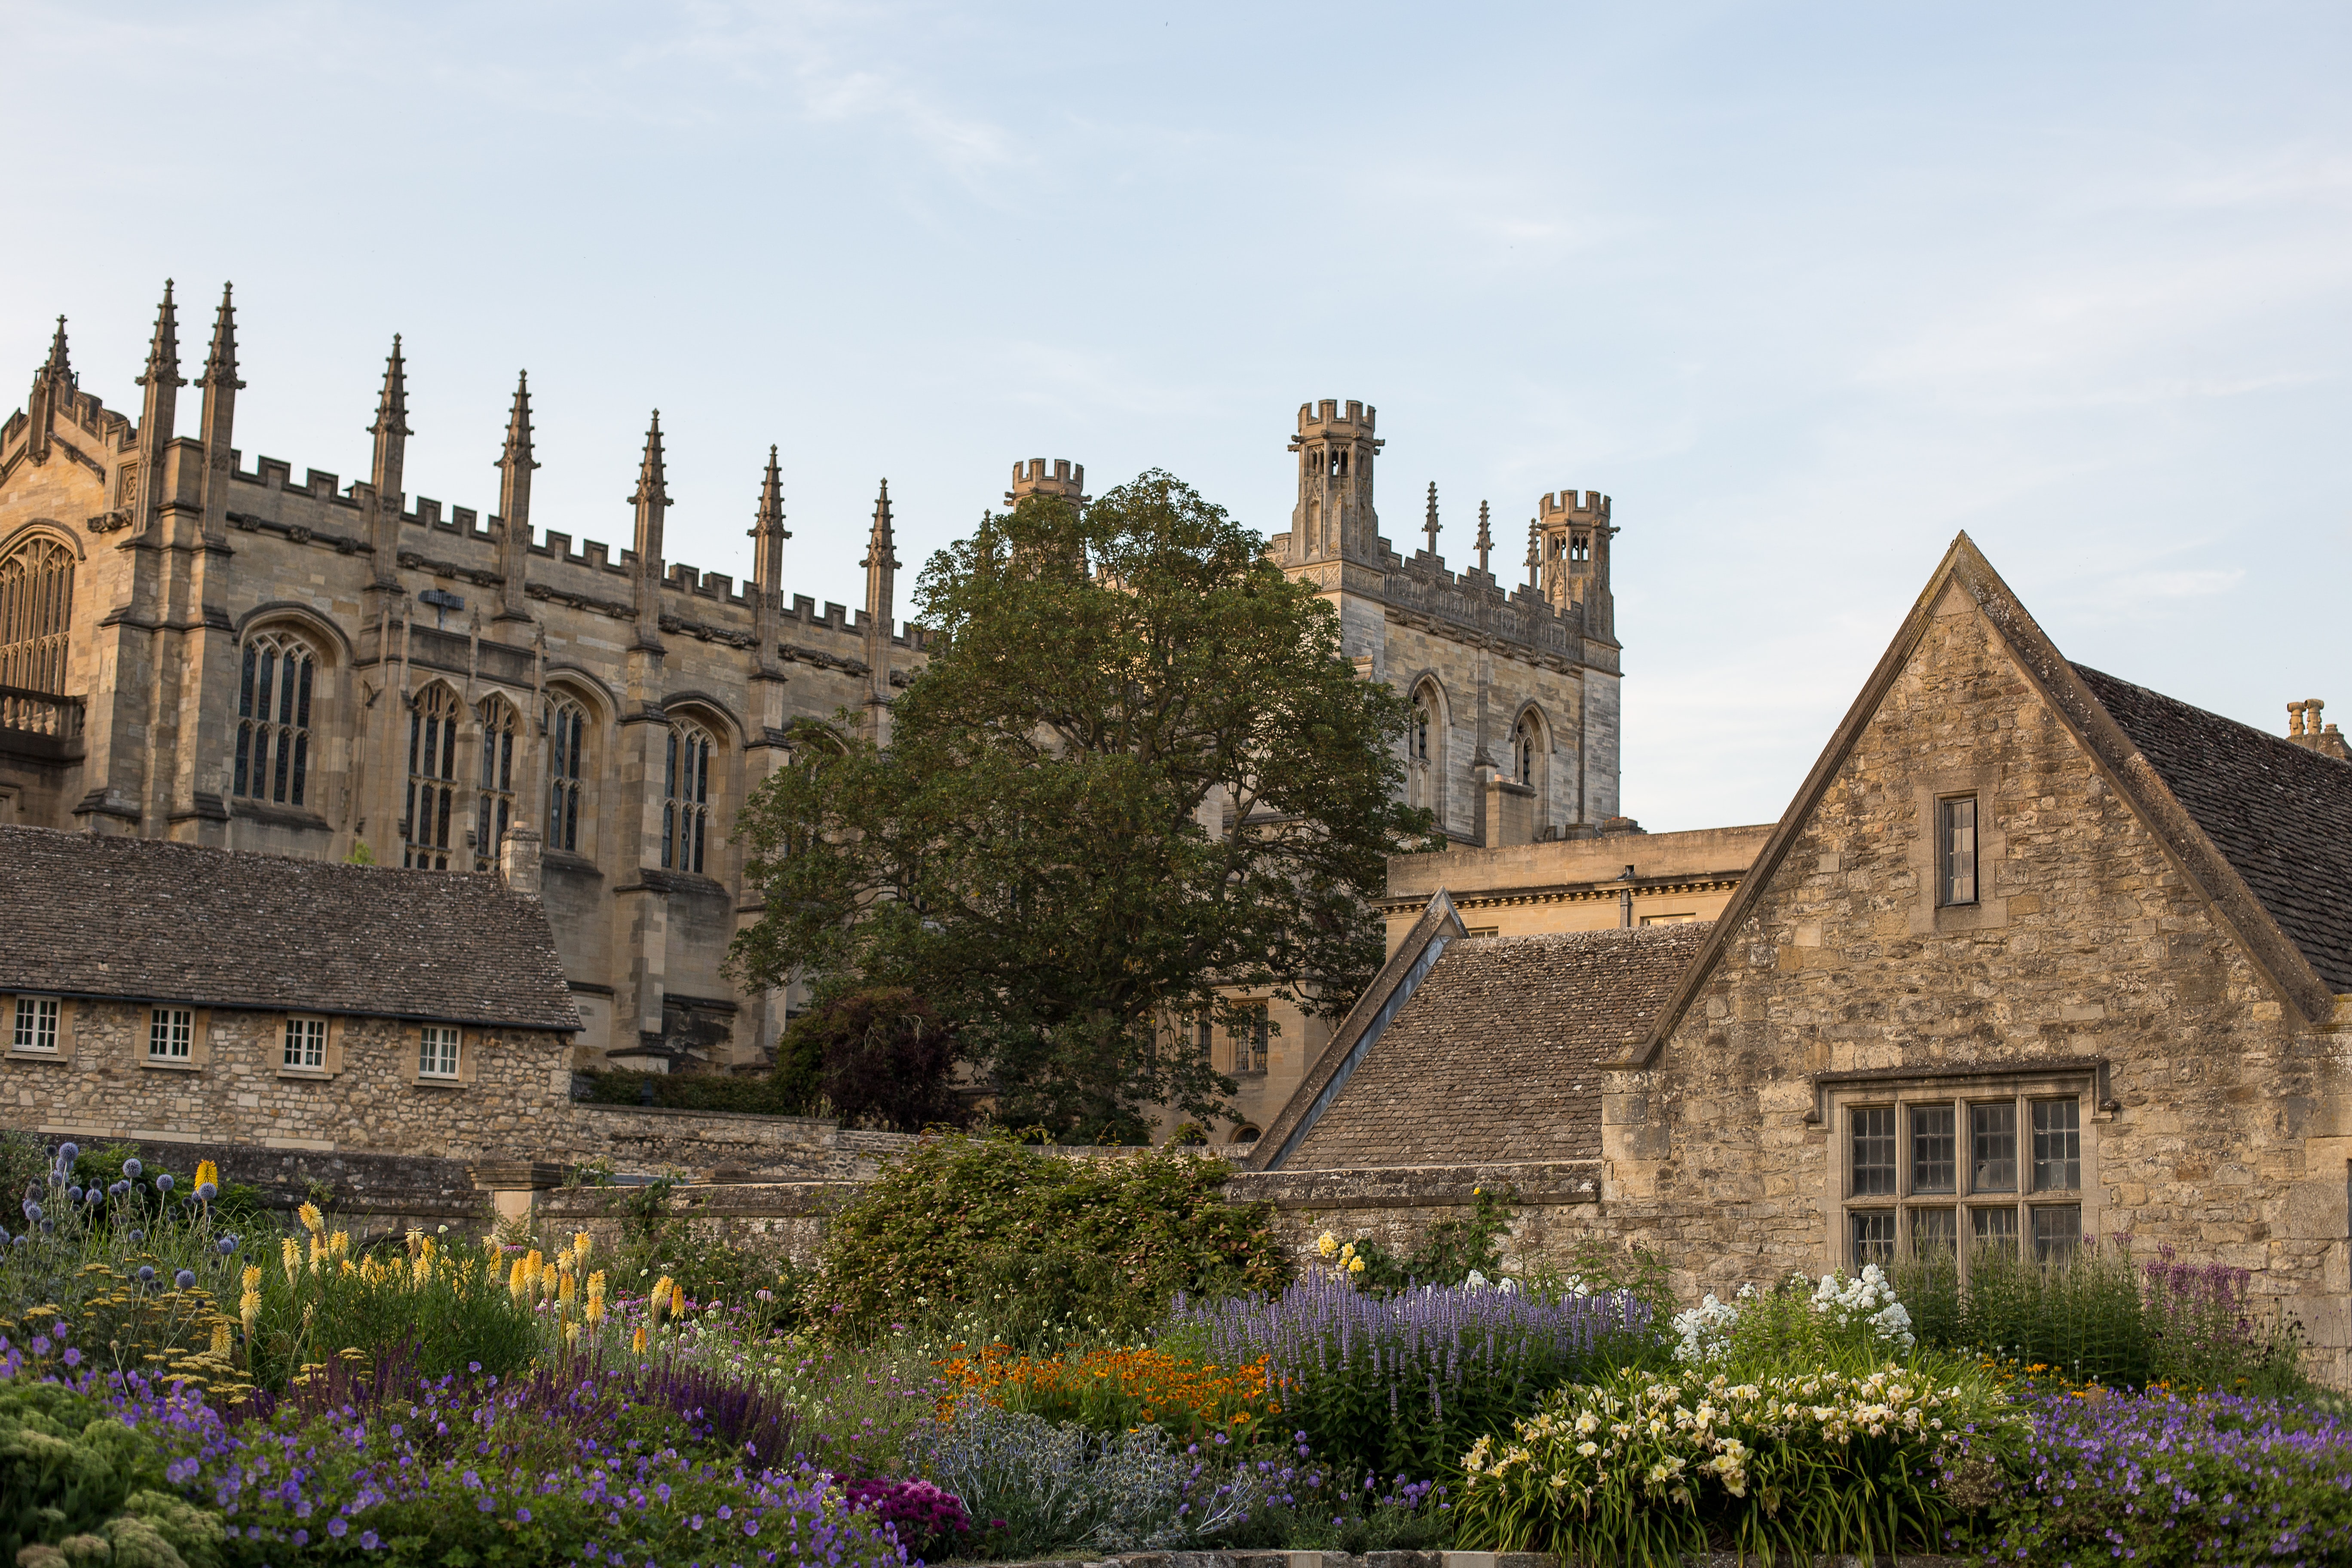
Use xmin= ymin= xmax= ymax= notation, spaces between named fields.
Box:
xmin=1283 ymin=922 xmax=1712 ymax=1169
xmin=0 ymin=826 xmax=580 ymax=1031
xmin=2074 ymin=665 xmax=2352 ymax=993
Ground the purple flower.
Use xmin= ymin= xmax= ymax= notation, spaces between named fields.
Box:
xmin=361 ymin=1532 xmax=379 ymax=1549
xmin=328 ymin=1518 xmax=348 ymax=1539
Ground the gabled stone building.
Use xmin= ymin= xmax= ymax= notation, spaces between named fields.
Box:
xmin=1261 ymin=536 xmax=2352 ymax=1380
xmin=0 ymin=822 xmax=579 ymax=1161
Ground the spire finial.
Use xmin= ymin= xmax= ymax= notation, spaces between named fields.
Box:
xmin=200 ymin=283 xmax=242 ymax=390
xmin=137 ymin=281 xmax=184 ymax=391
xmin=751 ymin=444 xmax=790 ymax=541
xmin=499 ymin=369 xmax=536 ymax=470
xmin=39 ymin=315 xmax=74 ymax=389
xmin=1422 ymin=481 xmax=1440 ymax=555
xmin=369 ymin=333 xmax=410 ymax=439
xmin=631 ymin=409 xmax=669 ymax=508
xmin=1476 ymin=499 xmax=1492 ymax=575
xmin=862 ymin=478 xmax=898 ymax=570
xmin=1525 ymin=518 xmax=1540 ymax=589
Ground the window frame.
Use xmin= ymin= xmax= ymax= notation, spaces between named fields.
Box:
xmin=662 ymin=719 xmax=717 ymax=876
xmin=144 ymin=1006 xmax=208 ymax=1070
xmin=0 ymin=534 xmax=74 ymax=695
xmin=232 ymin=630 xmax=321 ymax=810
xmin=545 ymin=694 xmax=591 ymax=855
xmin=474 ymin=694 xmax=521 ymax=873
xmin=404 ymin=684 xmax=464 ymax=870
xmin=417 ymin=1024 xmax=462 ymax=1081
xmin=1937 ymin=794 xmax=1979 ymax=908
xmin=279 ymin=1014 xmax=341 ymax=1078
xmin=1830 ymin=1068 xmax=2098 ymax=1286
xmin=10 ymin=993 xmax=61 ymax=1054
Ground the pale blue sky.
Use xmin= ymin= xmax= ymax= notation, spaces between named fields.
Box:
xmin=6 ymin=3 xmax=2347 ymax=828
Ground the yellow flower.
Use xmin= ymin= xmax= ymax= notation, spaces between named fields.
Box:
xmin=297 ymin=1202 xmax=324 ymax=1235
xmin=524 ymin=1249 xmax=544 ymax=1286
xmin=585 ymin=1270 xmax=607 ymax=1326
xmin=242 ymin=1265 xmax=262 ymax=1294
xmin=194 ymin=1160 xmax=219 ymax=1191
xmin=1348 ymin=1256 xmax=1366 ymax=1275
xmin=573 ymin=1231 xmax=593 ymax=1263
xmin=1316 ymin=1232 xmax=1338 ymax=1260
xmin=508 ymin=1257 xmax=531 ymax=1300
xmin=211 ymin=1319 xmax=233 ymax=1357
xmin=239 ymin=1290 xmax=261 ymax=1333
xmin=649 ymin=1276 xmax=676 ymax=1328
xmin=632 ymin=1323 xmax=647 ymax=1355
xmin=564 ymin=1320 xmax=579 ymax=1347
xmin=1339 ymin=1242 xmax=1356 ymax=1262
xmin=558 ymin=1272 xmax=576 ymax=1309
xmin=280 ymin=1238 xmax=300 ymax=1284
xmin=671 ymin=1282 xmax=686 ymax=1318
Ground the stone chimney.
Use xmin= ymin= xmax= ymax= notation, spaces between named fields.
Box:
xmin=498 ymin=818 xmax=543 ymax=898
xmin=2285 ymin=699 xmax=2349 ymax=761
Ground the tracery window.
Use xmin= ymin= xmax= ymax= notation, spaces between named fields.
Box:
xmin=662 ymin=720 xmax=714 ymax=875
xmin=474 ymin=695 xmax=519 ymax=873
xmin=546 ymin=696 xmax=588 ymax=854
xmin=233 ymin=632 xmax=317 ymax=807
xmin=0 ymin=537 xmax=72 ymax=693
xmin=404 ymin=684 xmax=461 ymax=870
xmin=1407 ymin=682 xmax=1442 ymax=815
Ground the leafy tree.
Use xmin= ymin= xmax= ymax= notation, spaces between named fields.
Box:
xmin=730 ymin=471 xmax=1428 ymax=1140
xmin=773 ymin=987 xmax=966 ymax=1132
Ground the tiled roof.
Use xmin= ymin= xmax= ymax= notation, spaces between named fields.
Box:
xmin=0 ymin=827 xmax=581 ymax=1031
xmin=2075 ymin=665 xmax=2352 ymax=994
xmin=1286 ymin=922 xmax=1711 ymax=1168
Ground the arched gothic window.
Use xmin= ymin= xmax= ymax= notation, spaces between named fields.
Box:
xmin=1514 ymin=712 xmax=1542 ymax=789
xmin=0 ymin=537 xmax=74 ymax=693
xmin=663 ymin=720 xmax=714 ymax=875
xmin=1407 ymin=681 xmax=1443 ymax=816
xmin=405 ymin=685 xmax=461 ymax=870
xmin=546 ymin=695 xmax=588 ymax=854
xmin=233 ymin=632 xmax=317 ymax=807
xmin=474 ymin=695 xmax=519 ymax=873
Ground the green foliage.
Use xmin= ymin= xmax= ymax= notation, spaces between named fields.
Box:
xmin=245 ymin=1229 xmax=539 ymax=1387
xmin=777 ymin=987 xmax=966 ymax=1132
xmin=816 ymin=1130 xmax=1290 ymax=1342
xmin=0 ymin=1382 xmax=221 ymax=1568
xmin=1451 ymin=1359 xmax=2020 ymax=1565
xmin=1896 ymin=1243 xmax=2309 ymax=1395
xmin=609 ymin=1228 xmax=809 ymax=1336
xmin=1345 ymin=1186 xmax=1519 ymax=1293
xmin=731 ymin=472 xmax=1431 ymax=1140
xmin=579 ymin=1069 xmax=816 ymax=1116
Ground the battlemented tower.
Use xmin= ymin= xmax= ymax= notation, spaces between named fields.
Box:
xmin=1286 ymin=400 xmax=1384 ymax=565
xmin=1535 ymin=488 xmax=1615 ymax=643
xmin=1005 ymin=458 xmax=1088 ymax=511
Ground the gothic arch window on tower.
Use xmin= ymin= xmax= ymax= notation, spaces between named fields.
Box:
xmin=404 ymin=684 xmax=462 ymax=870
xmin=233 ymin=631 xmax=316 ymax=807
xmin=664 ymin=719 xmax=715 ymax=875
xmin=0 ymin=536 xmax=73 ymax=694
xmin=1514 ymin=709 xmax=1547 ymax=791
xmin=1407 ymin=679 xmax=1446 ymax=818
xmin=545 ymin=695 xmax=589 ymax=855
xmin=475 ymin=694 xmax=520 ymax=873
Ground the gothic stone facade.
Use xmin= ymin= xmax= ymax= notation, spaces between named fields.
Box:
xmin=0 ymin=289 xmax=1623 ymax=1106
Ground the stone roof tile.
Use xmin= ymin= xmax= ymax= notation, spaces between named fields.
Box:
xmin=0 ymin=826 xmax=580 ymax=1031
xmin=2075 ymin=666 xmax=2352 ymax=995
xmin=1288 ymin=921 xmax=1709 ymax=1169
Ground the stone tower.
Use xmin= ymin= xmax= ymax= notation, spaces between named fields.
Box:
xmin=1005 ymin=458 xmax=1088 ymax=511
xmin=1535 ymin=488 xmax=1615 ymax=644
xmin=1286 ymin=400 xmax=1384 ymax=565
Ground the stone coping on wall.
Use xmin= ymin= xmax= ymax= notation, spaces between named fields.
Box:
xmin=962 ymin=1552 xmax=1960 ymax=1568
xmin=1226 ymin=1161 xmax=1604 ymax=1210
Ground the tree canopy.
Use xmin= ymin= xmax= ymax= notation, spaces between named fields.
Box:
xmin=729 ymin=471 xmax=1429 ymax=1141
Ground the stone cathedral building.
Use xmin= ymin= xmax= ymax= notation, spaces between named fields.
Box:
xmin=0 ymin=286 xmax=1624 ymax=1120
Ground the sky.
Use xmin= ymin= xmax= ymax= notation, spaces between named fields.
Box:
xmin=5 ymin=1 xmax=2348 ymax=830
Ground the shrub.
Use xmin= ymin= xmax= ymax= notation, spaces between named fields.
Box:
xmin=0 ymin=1379 xmax=224 ymax=1568
xmin=1453 ymin=1362 xmax=2019 ymax=1564
xmin=1669 ymin=1263 xmax=1916 ymax=1370
xmin=1965 ymin=1384 xmax=2352 ymax=1564
xmin=1174 ymin=1272 xmax=1652 ymax=1478
xmin=816 ymin=1130 xmax=1289 ymax=1340
xmin=783 ymin=986 xmax=967 ymax=1132
xmin=579 ymin=1068 xmax=817 ymax=1116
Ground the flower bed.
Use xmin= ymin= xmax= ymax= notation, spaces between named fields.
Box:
xmin=1175 ymin=1272 xmax=1651 ymax=1477
xmin=1963 ymin=1384 xmax=2352 ymax=1565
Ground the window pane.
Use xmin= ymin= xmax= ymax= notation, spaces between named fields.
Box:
xmin=2032 ymin=1099 xmax=2081 ymax=1191
xmin=1850 ymin=1210 xmax=1896 ymax=1268
xmin=239 ymin=645 xmax=257 ymax=718
xmin=2032 ymin=1204 xmax=2082 ymax=1263
xmin=1972 ymin=1102 xmax=2017 ymax=1192
xmin=1911 ymin=1206 xmax=1957 ymax=1258
xmin=295 ymin=658 xmax=313 ymax=730
xmin=290 ymin=733 xmax=308 ymax=807
xmin=1851 ymin=1106 xmax=1896 ymax=1196
xmin=1910 ymin=1104 xmax=1956 ymax=1193
xmin=1970 ymin=1206 xmax=2019 ymax=1257
xmin=233 ymin=721 xmax=252 ymax=797
xmin=1941 ymin=796 xmax=1978 ymax=906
